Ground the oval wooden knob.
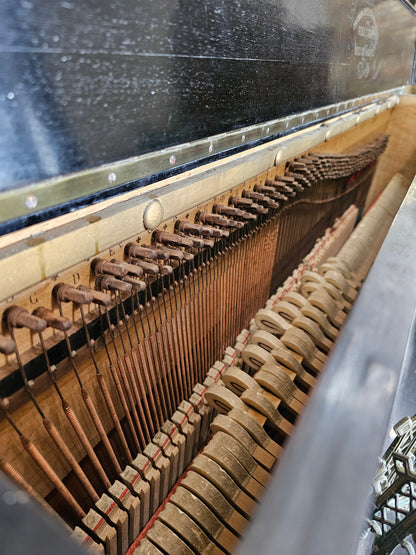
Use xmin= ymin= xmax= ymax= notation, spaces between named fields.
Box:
xmin=241 ymin=344 xmax=275 ymax=371
xmin=255 ymin=308 xmax=290 ymax=335
xmin=249 ymin=330 xmax=284 ymax=352
xmin=272 ymin=300 xmax=302 ymax=321
xmin=54 ymin=283 xmax=94 ymax=305
xmin=281 ymin=291 xmax=309 ymax=309
xmin=205 ymin=384 xmax=246 ymax=414
xmin=222 ymin=366 xmax=262 ymax=396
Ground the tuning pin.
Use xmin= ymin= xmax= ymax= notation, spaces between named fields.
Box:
xmin=152 ymin=230 xmax=194 ymax=249
xmin=77 ymin=285 xmax=112 ymax=307
xmin=91 ymin=258 xmax=128 ymax=278
xmin=200 ymin=225 xmax=229 ymax=238
xmin=242 ymin=190 xmax=279 ymax=209
xmin=53 ymin=283 xmax=94 ymax=305
xmin=229 ymin=196 xmax=253 ymax=209
xmin=129 ymin=258 xmax=160 ymax=275
xmin=123 ymin=276 xmax=147 ymax=291
xmin=125 ymin=243 xmax=169 ymax=261
xmin=32 ymin=307 xmax=72 ymax=331
xmin=213 ymin=203 xmax=256 ymax=221
xmin=198 ymin=212 xmax=243 ymax=229
xmin=269 ymin=181 xmax=296 ymax=197
xmin=109 ymin=259 xmax=143 ymax=277
xmin=254 ymin=186 xmax=287 ymax=204
xmin=196 ymin=212 xmax=226 ymax=226
xmin=277 ymin=176 xmax=304 ymax=193
xmin=287 ymin=172 xmax=312 ymax=188
xmin=5 ymin=306 xmax=47 ymax=333
xmin=175 ymin=221 xmax=203 ymax=235
xmin=96 ymin=275 xmax=132 ymax=293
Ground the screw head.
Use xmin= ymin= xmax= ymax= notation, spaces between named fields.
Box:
xmin=25 ymin=195 xmax=38 ymax=209
xmin=241 ymin=135 xmax=246 ymax=143
xmin=108 ymin=172 xmax=116 ymax=183
xmin=169 ymin=155 xmax=176 ymax=165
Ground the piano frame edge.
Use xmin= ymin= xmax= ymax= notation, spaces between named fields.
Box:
xmin=238 ymin=175 xmax=416 ymax=555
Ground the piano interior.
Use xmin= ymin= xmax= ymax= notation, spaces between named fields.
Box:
xmin=1 ymin=2 xmax=416 ymax=554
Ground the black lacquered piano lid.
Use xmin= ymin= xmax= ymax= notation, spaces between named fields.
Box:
xmin=0 ymin=0 xmax=415 ymax=224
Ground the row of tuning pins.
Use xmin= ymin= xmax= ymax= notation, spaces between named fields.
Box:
xmin=89 ymin=180 xmax=314 ymax=299
xmin=288 ymin=135 xmax=388 ymax=181
xmin=0 ymin=173 xmax=316 ymax=368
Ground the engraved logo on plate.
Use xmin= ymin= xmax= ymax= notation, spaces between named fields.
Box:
xmin=353 ymin=7 xmax=379 ymax=79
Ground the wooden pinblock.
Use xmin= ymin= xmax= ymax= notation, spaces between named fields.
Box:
xmin=161 ymin=420 xmax=187 ymax=479
xmin=190 ymin=454 xmax=256 ymax=518
xmin=152 ymin=431 xmax=179 ymax=492
xmin=144 ymin=520 xmax=194 ymax=555
xmin=170 ymin=486 xmax=239 ymax=553
xmin=157 ymin=502 xmax=223 ymax=554
xmin=143 ymin=443 xmax=171 ymax=509
xmin=108 ymin=480 xmax=141 ymax=545
xmin=181 ymin=470 xmax=248 ymax=535
xmin=82 ymin=508 xmax=117 ymax=555
xmin=130 ymin=454 xmax=159 ymax=518
xmin=210 ymin=413 xmax=276 ymax=470
xmin=95 ymin=493 xmax=129 ymax=555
